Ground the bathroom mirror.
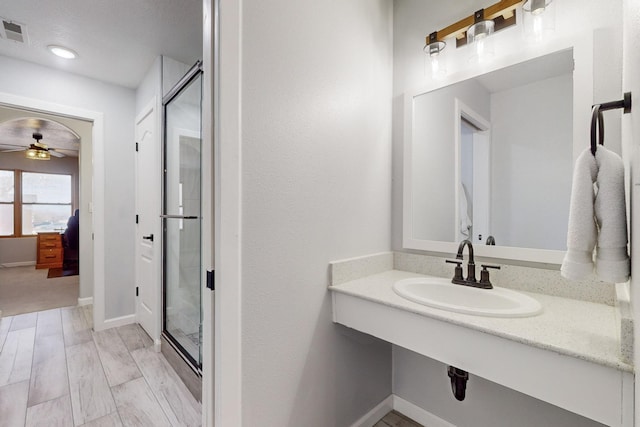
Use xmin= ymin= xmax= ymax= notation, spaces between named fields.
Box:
xmin=403 ymin=43 xmax=593 ymax=264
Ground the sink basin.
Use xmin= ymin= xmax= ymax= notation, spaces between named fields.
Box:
xmin=393 ymin=277 xmax=542 ymax=318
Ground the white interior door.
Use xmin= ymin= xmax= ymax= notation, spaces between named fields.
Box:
xmin=135 ymin=99 xmax=161 ymax=344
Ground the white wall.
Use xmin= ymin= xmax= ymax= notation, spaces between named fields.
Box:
xmin=392 ymin=1 xmax=624 ymax=426
xmin=0 ymin=54 xmax=136 ymax=318
xmin=162 ymin=56 xmax=192 ymax=98
xmin=393 ymin=347 xmax=606 ymax=427
xmin=490 ymin=74 xmax=573 ymax=250
xmin=136 ymin=56 xmax=162 ymax=115
xmin=236 ymin=0 xmax=394 ymax=425
xmin=622 ymin=0 xmax=640 ymax=424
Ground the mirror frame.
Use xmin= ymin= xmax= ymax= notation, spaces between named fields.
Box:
xmin=402 ymin=35 xmax=593 ymax=264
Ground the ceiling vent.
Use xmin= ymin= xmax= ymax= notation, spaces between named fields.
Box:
xmin=0 ymin=18 xmax=29 ymax=44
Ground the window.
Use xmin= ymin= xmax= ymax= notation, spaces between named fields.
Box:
xmin=22 ymin=172 xmax=72 ymax=234
xmin=0 ymin=170 xmax=73 ymax=237
xmin=0 ymin=170 xmax=14 ymax=236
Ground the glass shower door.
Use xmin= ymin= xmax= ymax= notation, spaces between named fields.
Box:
xmin=163 ymin=65 xmax=203 ymax=369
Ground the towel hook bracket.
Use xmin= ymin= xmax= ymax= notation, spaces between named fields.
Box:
xmin=590 ymin=92 xmax=632 ymax=156
xmin=592 ymin=92 xmax=632 ymax=114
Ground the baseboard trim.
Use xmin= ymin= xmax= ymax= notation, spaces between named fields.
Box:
xmin=1 ymin=261 xmax=36 ymax=268
xmin=392 ymin=395 xmax=456 ymax=427
xmin=349 ymin=395 xmax=393 ymax=427
xmin=77 ymin=297 xmax=93 ymax=306
xmin=101 ymin=314 xmax=136 ymax=330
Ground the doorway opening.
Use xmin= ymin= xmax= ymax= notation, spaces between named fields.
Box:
xmin=0 ymin=105 xmax=93 ymax=316
xmin=455 ymin=99 xmax=491 ymax=245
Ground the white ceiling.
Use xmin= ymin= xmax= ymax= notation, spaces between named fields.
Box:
xmin=0 ymin=0 xmax=202 ymax=89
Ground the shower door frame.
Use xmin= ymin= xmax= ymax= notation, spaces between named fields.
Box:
xmin=161 ymin=61 xmax=204 ymax=373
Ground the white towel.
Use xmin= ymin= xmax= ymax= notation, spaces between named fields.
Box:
xmin=561 ymin=146 xmax=630 ymax=283
xmin=594 ymin=146 xmax=630 ymax=283
xmin=459 ymin=183 xmax=472 ymax=238
xmin=561 ymin=148 xmax=598 ymax=280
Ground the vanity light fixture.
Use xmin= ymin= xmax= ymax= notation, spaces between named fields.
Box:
xmin=423 ymin=0 xmax=527 ymax=71
xmin=47 ymin=45 xmax=78 ymax=59
xmin=522 ymin=0 xmax=555 ymax=41
xmin=424 ymin=31 xmax=447 ymax=78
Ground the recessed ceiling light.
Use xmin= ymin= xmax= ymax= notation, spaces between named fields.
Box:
xmin=47 ymin=45 xmax=78 ymax=59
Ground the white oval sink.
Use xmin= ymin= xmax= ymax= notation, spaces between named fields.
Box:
xmin=393 ymin=277 xmax=542 ymax=318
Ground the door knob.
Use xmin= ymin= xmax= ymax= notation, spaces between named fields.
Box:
xmin=142 ymin=234 xmax=154 ymax=242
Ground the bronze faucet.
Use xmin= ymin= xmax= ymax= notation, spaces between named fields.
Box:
xmin=445 ymin=239 xmax=499 ymax=289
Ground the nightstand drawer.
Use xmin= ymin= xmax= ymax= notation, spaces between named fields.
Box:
xmin=40 ymin=248 xmax=62 ymax=262
xmin=39 ymin=241 xmax=62 ymax=249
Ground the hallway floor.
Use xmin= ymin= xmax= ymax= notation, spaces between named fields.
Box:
xmin=0 ymin=306 xmax=202 ymax=426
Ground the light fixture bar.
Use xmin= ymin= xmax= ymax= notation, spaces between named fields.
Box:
xmin=426 ymin=0 xmax=525 ymax=45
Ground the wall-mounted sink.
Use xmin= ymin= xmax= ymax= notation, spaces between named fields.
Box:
xmin=393 ymin=277 xmax=542 ymax=318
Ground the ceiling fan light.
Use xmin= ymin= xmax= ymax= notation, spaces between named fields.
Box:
xmin=25 ymin=146 xmax=50 ymax=160
xmin=47 ymin=45 xmax=78 ymax=59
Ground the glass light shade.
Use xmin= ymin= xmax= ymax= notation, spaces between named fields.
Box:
xmin=522 ymin=0 xmax=555 ymax=42
xmin=467 ymin=20 xmax=495 ymax=63
xmin=25 ymin=148 xmax=50 ymax=160
xmin=424 ymin=40 xmax=447 ymax=78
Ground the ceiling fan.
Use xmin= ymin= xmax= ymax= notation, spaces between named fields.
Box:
xmin=1 ymin=132 xmax=66 ymax=159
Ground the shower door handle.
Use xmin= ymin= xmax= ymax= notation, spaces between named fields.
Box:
xmin=142 ymin=234 xmax=154 ymax=242
xmin=159 ymin=214 xmax=199 ymax=219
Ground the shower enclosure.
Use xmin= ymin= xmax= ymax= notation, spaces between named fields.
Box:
xmin=162 ymin=62 xmax=203 ymax=371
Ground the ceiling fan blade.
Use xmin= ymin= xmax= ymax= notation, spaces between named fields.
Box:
xmin=49 ymin=150 xmax=66 ymax=158
xmin=55 ymin=149 xmax=78 ymax=157
xmin=1 ymin=148 xmax=25 ymax=153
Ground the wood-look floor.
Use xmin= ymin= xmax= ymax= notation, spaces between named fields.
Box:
xmin=375 ymin=410 xmax=424 ymax=427
xmin=0 ymin=306 xmax=201 ymax=427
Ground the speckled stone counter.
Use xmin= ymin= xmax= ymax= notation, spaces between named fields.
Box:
xmin=329 ymin=252 xmax=634 ymax=426
xmin=330 ymin=269 xmax=631 ymax=373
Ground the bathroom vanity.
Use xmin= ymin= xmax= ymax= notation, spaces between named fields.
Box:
xmin=329 ymin=252 xmax=633 ymax=427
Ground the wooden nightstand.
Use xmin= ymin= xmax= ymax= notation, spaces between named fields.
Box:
xmin=36 ymin=232 xmax=64 ymax=269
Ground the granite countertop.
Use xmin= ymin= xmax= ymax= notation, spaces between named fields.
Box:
xmin=330 ymin=269 xmax=633 ymax=373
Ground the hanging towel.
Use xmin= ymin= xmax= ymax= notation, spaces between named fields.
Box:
xmin=594 ymin=146 xmax=630 ymax=283
xmin=561 ymin=146 xmax=630 ymax=283
xmin=459 ymin=183 xmax=472 ymax=238
xmin=561 ymin=148 xmax=598 ymax=280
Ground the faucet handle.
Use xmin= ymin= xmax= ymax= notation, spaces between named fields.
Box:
xmin=479 ymin=264 xmax=501 ymax=289
xmin=445 ymin=259 xmax=464 ymax=282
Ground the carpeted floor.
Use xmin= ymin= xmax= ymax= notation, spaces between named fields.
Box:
xmin=0 ymin=265 xmax=79 ymax=316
